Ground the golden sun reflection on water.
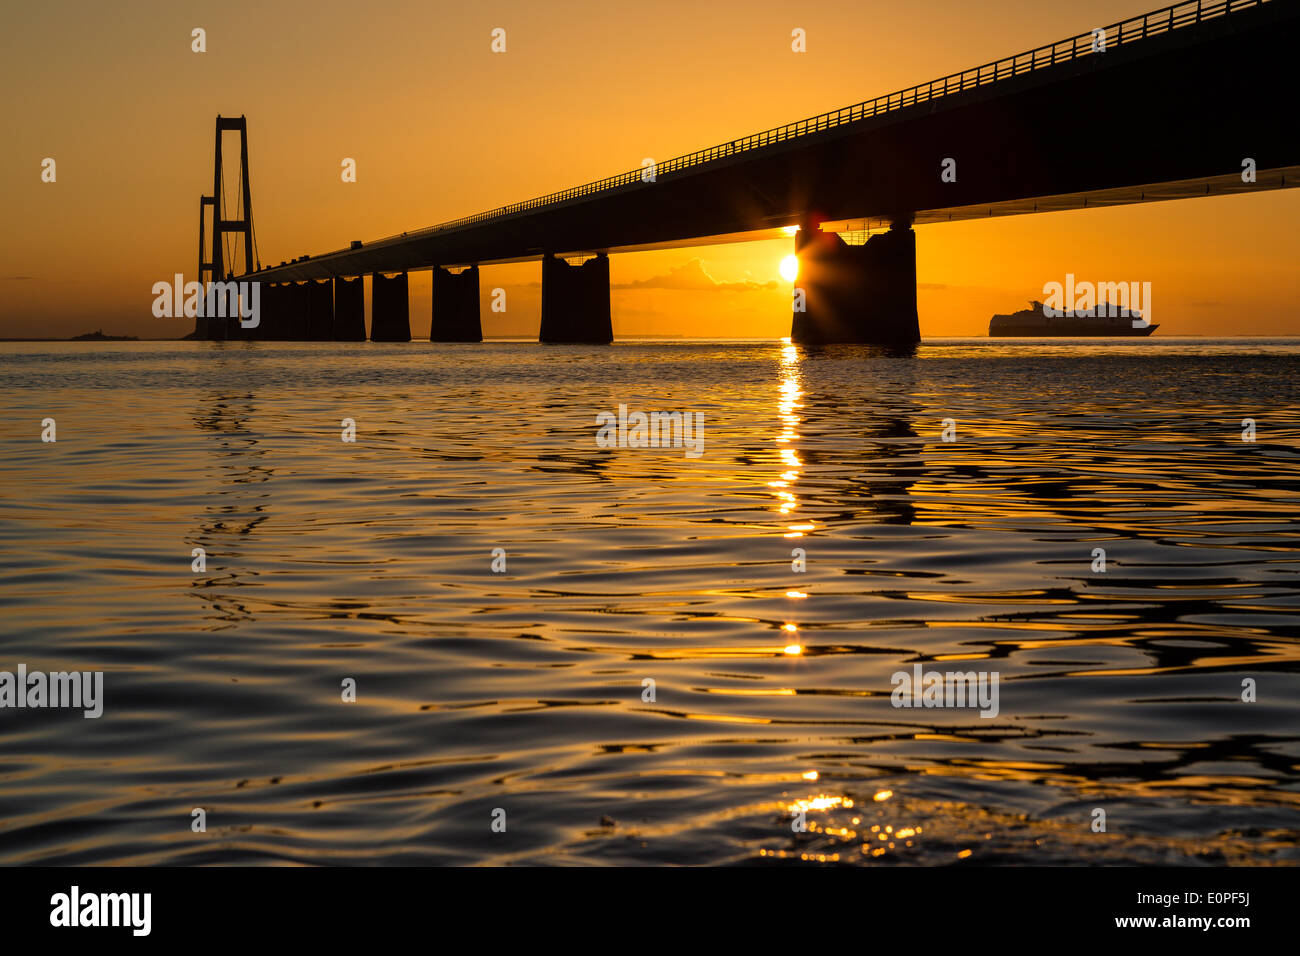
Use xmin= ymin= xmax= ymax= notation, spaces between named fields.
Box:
xmin=775 ymin=347 xmax=806 ymax=524
xmin=775 ymin=346 xmax=819 ymax=785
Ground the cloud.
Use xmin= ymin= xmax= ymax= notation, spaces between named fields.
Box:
xmin=4 ymin=276 xmax=35 ymax=281
xmin=613 ymin=258 xmax=778 ymax=292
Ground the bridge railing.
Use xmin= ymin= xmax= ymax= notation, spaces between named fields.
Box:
xmin=356 ymin=0 xmax=1267 ymax=251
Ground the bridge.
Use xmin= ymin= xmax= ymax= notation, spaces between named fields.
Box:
xmin=196 ymin=0 xmax=1300 ymax=345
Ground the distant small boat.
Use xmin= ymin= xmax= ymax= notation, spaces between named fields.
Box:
xmin=989 ymin=301 xmax=1157 ymax=336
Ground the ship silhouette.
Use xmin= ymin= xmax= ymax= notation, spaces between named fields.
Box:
xmin=989 ymin=301 xmax=1157 ymax=336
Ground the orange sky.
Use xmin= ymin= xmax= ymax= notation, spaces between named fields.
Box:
xmin=3 ymin=0 xmax=1297 ymax=338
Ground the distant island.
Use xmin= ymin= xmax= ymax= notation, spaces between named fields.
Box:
xmin=70 ymin=329 xmax=139 ymax=341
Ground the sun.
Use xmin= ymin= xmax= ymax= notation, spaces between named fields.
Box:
xmin=779 ymin=254 xmax=799 ymax=282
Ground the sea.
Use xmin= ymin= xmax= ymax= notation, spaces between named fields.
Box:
xmin=1 ymin=337 xmax=1297 ymax=865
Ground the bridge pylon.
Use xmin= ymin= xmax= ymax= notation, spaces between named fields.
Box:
xmin=196 ymin=115 xmax=259 ymax=340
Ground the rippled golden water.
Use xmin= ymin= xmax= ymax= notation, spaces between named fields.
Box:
xmin=1 ymin=338 xmax=1298 ymax=865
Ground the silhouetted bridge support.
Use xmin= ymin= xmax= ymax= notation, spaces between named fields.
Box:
xmin=431 ymin=266 xmax=482 ymax=342
xmin=259 ymin=283 xmax=279 ymax=339
xmin=304 ymin=280 xmax=333 ymax=340
xmin=334 ymin=277 xmax=366 ymax=341
xmin=792 ymin=222 xmax=921 ymax=347
xmin=371 ymin=272 xmax=411 ymax=342
xmin=287 ymin=282 xmax=310 ymax=339
xmin=255 ymin=274 xmax=381 ymax=341
xmin=540 ymin=253 xmax=613 ymax=344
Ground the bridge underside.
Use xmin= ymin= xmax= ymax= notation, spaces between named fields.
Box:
xmin=821 ymin=165 xmax=1300 ymax=238
xmin=330 ymin=165 xmax=1293 ymax=265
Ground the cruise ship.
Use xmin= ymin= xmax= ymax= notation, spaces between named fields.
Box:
xmin=989 ymin=301 xmax=1158 ymax=336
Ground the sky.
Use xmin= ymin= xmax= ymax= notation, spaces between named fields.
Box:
xmin=2 ymin=0 xmax=1297 ymax=339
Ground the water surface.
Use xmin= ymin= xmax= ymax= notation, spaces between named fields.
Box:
xmin=1 ymin=338 xmax=1298 ymax=865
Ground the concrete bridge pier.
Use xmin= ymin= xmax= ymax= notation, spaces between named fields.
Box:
xmin=333 ymin=277 xmax=366 ymax=341
xmin=276 ymin=281 xmax=299 ymax=340
xmin=431 ymin=265 xmax=482 ymax=342
xmin=371 ymin=272 xmax=411 ymax=342
xmin=306 ymin=280 xmax=334 ymax=340
xmin=207 ymin=307 xmax=230 ymax=341
xmin=283 ymin=282 xmax=311 ymax=340
xmin=272 ymin=281 xmax=299 ymax=341
xmin=194 ymin=304 xmax=212 ymax=341
xmin=539 ymin=253 xmax=612 ymax=344
xmin=791 ymin=220 xmax=920 ymax=348
xmin=199 ymin=288 xmax=226 ymax=341
xmin=256 ymin=282 xmax=282 ymax=340
xmin=224 ymin=287 xmax=256 ymax=341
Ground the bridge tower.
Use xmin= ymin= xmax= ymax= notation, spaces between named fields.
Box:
xmin=195 ymin=195 xmax=216 ymax=339
xmin=196 ymin=115 xmax=259 ymax=339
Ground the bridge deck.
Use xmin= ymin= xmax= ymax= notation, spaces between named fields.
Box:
xmin=248 ymin=0 xmax=1298 ymax=281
